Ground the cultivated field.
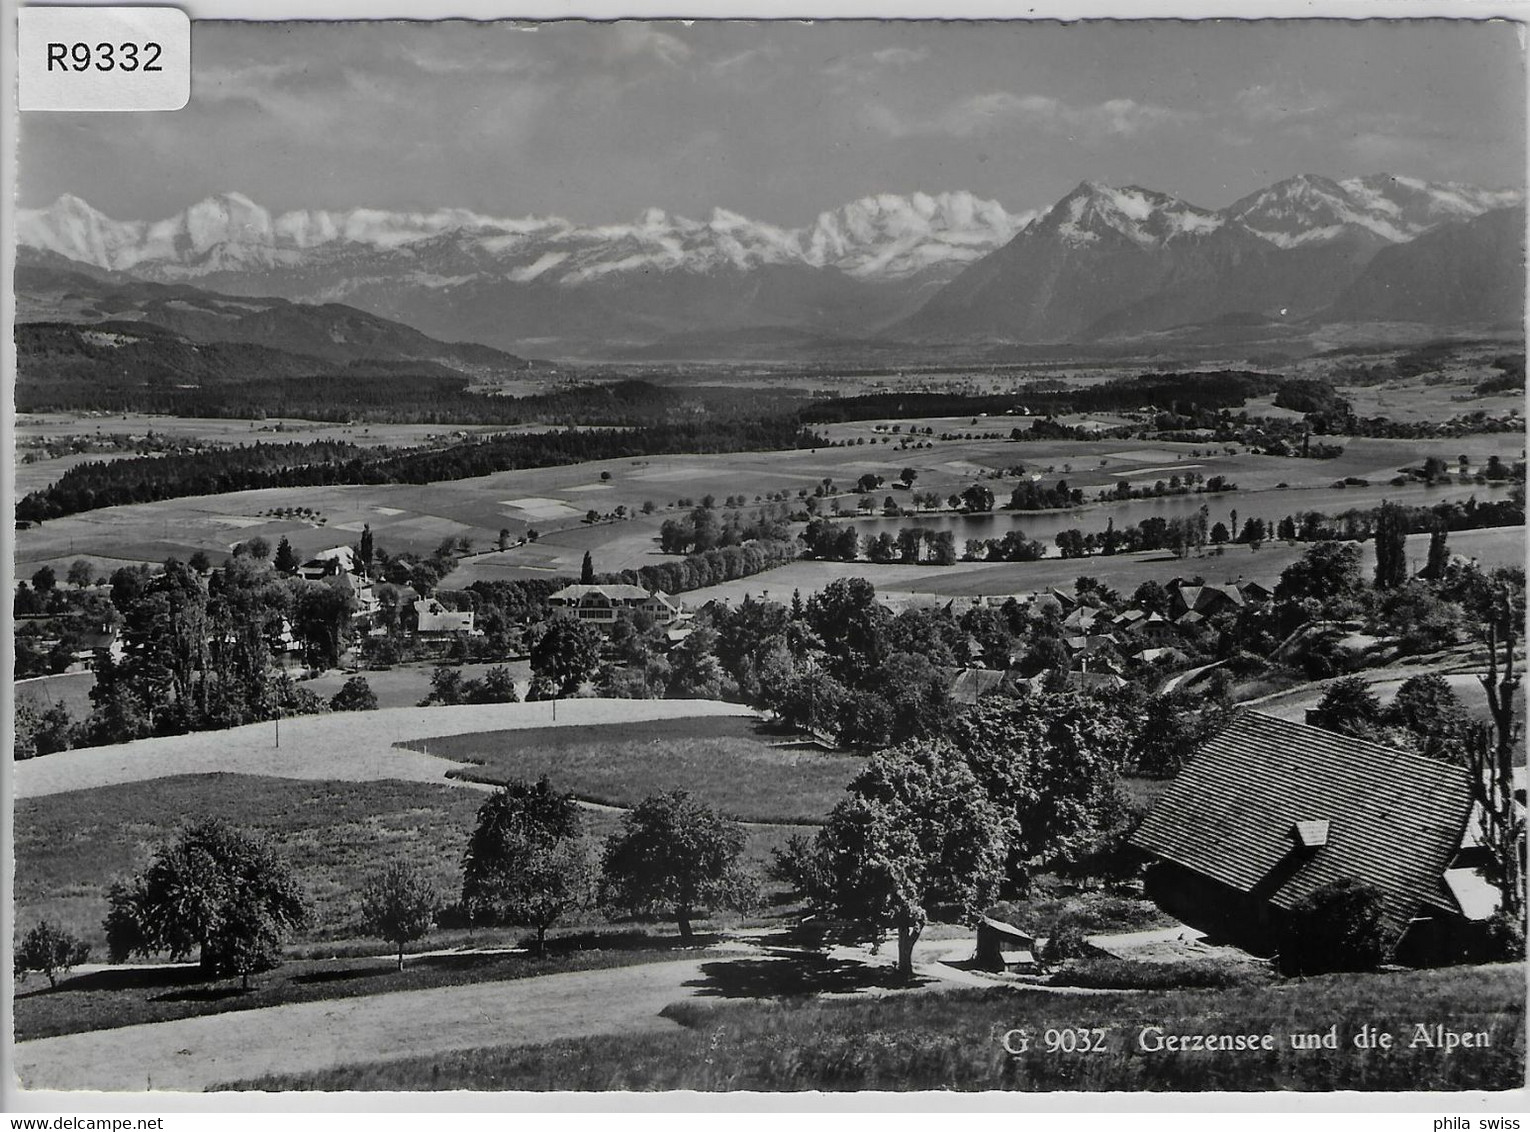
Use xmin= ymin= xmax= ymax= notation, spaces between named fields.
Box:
xmin=16 ymin=423 xmax=1522 ymax=579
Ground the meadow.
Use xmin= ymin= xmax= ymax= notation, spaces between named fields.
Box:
xmin=16 ymin=411 xmax=1521 ymax=581
xmin=13 ymin=774 xmax=486 ymax=953
xmin=219 ymin=962 xmax=1526 ymax=1092
xmin=408 ymin=715 xmax=866 ymax=825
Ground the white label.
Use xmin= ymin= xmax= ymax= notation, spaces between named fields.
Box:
xmin=18 ymin=6 xmax=190 ymax=111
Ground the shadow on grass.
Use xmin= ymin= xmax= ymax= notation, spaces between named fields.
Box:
xmin=150 ymin=984 xmax=253 ymax=1004
xmin=291 ymin=966 xmax=395 ymax=986
xmin=689 ymin=950 xmax=930 ymax=999
xmin=532 ymin=929 xmax=721 ymax=954
xmin=47 ymin=965 xmax=207 ymax=995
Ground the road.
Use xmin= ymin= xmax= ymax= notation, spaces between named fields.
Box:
xmin=15 ymin=956 xmax=714 ymax=1093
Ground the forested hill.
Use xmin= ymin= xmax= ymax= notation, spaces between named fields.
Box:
xmin=15 ymin=264 xmax=530 ymax=372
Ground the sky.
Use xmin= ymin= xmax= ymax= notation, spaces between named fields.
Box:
xmin=17 ymin=18 xmax=1528 ymax=225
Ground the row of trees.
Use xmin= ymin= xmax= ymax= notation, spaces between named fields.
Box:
xmin=76 ymin=781 xmax=756 ymax=988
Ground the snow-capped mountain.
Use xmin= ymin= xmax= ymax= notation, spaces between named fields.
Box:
xmin=17 ymin=173 xmax=1522 ymax=353
xmin=899 ymin=175 xmax=1523 ymax=343
xmin=1226 ymin=172 xmax=1522 ymax=248
xmin=17 ymin=190 xmax=1029 ymax=286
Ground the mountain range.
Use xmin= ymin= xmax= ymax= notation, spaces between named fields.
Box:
xmin=16 ymin=173 xmax=1525 ymax=357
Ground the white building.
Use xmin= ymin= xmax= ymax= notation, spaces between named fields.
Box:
xmin=413 ymin=597 xmax=477 ymax=635
xmin=547 ymin=584 xmax=681 ymax=627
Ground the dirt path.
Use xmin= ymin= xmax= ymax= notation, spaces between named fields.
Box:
xmin=15 ymin=699 xmax=758 ymax=800
xmin=14 ymin=956 xmax=714 ymax=1093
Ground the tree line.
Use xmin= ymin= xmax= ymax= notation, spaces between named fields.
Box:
xmin=18 ymin=416 xmax=827 ymax=522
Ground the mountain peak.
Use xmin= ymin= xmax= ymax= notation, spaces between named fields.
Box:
xmin=1043 ymin=181 xmax=1221 ymax=248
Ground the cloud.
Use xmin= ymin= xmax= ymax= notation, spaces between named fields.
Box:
xmin=865 ymin=91 xmax=1198 ymax=141
xmin=826 ymin=44 xmax=929 ymax=90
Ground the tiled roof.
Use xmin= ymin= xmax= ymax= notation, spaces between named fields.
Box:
xmin=1130 ymin=711 xmax=1473 ymax=937
xmin=550 ymin=584 xmax=653 ymax=601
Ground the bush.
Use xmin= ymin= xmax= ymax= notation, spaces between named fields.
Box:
xmin=1479 ymin=909 xmax=1526 ymax=962
xmin=1042 ymin=916 xmax=1090 ymax=964
xmin=14 ymin=919 xmax=91 ymax=988
xmin=329 ymin=676 xmax=378 ymax=712
xmin=1278 ymin=878 xmax=1395 ymax=976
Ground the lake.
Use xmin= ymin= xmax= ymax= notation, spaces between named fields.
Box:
xmin=837 ymin=479 xmax=1516 ymax=548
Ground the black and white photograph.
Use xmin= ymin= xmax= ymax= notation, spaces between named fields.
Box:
xmin=6 ymin=7 xmax=1528 ymax=1102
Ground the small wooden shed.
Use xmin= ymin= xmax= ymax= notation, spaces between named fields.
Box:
xmin=975 ymin=912 xmax=1037 ymax=971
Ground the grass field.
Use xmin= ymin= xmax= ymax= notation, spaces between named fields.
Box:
xmin=15 ymin=698 xmax=756 ymax=799
xmin=17 ymin=417 xmax=1521 ymax=578
xmin=406 ymin=715 xmax=865 ymax=825
xmin=14 ymin=933 xmax=714 ymax=1044
xmin=13 ymin=774 xmax=485 ymax=952
xmin=220 ymin=961 xmax=1525 ymax=1092
xmin=13 ymin=766 xmax=811 ymax=956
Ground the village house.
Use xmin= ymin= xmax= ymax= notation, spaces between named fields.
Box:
xmin=1130 ymin=711 xmax=1497 ymax=965
xmin=548 ymin=583 xmax=682 ymax=627
xmin=1126 ymin=611 xmax=1178 ymax=647
xmin=297 ymin=546 xmax=358 ymax=580
xmin=411 ymin=596 xmax=477 ymax=635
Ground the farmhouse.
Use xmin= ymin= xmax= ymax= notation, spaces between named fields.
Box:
xmin=297 ymin=546 xmax=358 ymax=580
xmin=548 ymin=583 xmax=681 ymax=627
xmin=1130 ymin=711 xmax=1491 ymax=964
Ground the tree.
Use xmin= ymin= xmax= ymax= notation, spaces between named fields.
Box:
xmin=1276 ymin=541 xmax=1363 ymax=603
xmin=31 ymin=565 xmax=56 ymax=594
xmin=580 ymin=551 xmax=596 ymax=584
xmin=1131 ymin=580 xmax=1170 ymax=617
xmin=66 ymin=558 xmax=95 ymax=589
xmin=1422 ymin=526 xmax=1451 ymax=582
xmin=358 ymin=524 xmax=375 ymax=572
xmin=360 ymin=859 xmax=440 ymax=970
xmin=1388 ymin=673 xmax=1468 ymax=763
xmin=330 ymin=675 xmax=379 ymax=712
xmin=791 ymin=741 xmax=1007 ymax=980
xmin=946 ymin=693 xmax=1134 ymax=890
xmin=1308 ymin=676 xmax=1384 ymax=738
xmin=804 ymin=577 xmax=890 ymax=688
xmin=666 ymin=625 xmax=724 ymax=698
xmin=103 ymin=819 xmax=309 ymax=986
xmin=530 ymin=616 xmax=604 ymax=696
xmin=1209 ymin=521 xmax=1230 ymax=545
xmin=471 ymin=665 xmax=520 ymax=704
xmin=14 ymin=919 xmax=90 ymax=988
xmin=463 ymin=779 xmax=593 ymax=953
xmin=245 ymin=536 xmax=272 ymax=561
xmin=961 ymin=484 xmax=995 ymax=513
xmin=421 ymin=665 xmax=465 ymax=706
xmin=1464 ymin=567 xmax=1526 ymax=921
xmin=1278 ymin=878 xmax=1395 ymax=975
xmin=601 ymin=790 xmax=753 ymax=939
xmin=291 ymin=578 xmax=355 ymax=669
xmin=273 ymin=537 xmax=301 ymax=575
xmin=1373 ymin=501 xmax=1408 ymax=589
